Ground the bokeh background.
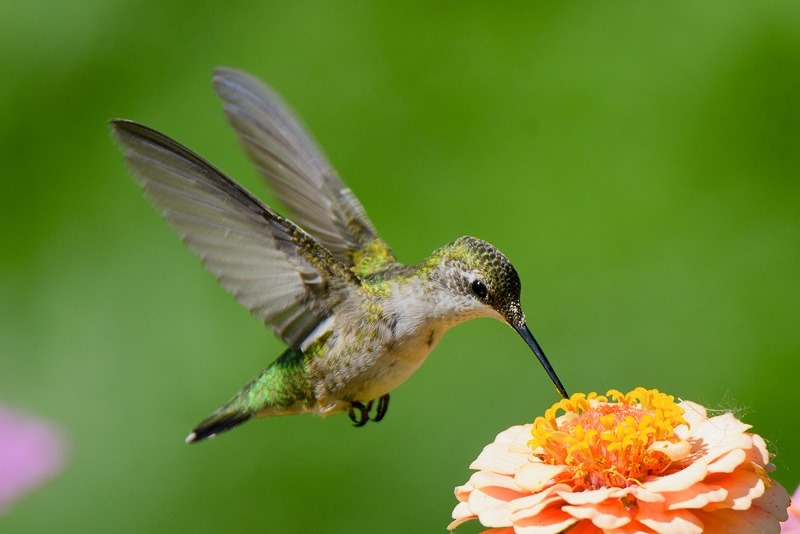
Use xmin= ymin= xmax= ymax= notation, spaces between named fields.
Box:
xmin=2 ymin=2 xmax=799 ymax=531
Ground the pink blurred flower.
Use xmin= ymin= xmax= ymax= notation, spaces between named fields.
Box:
xmin=0 ymin=405 xmax=66 ymax=514
xmin=781 ymin=485 xmax=800 ymax=533
xmin=450 ymin=388 xmax=790 ymax=533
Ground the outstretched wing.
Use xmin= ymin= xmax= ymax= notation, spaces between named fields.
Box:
xmin=111 ymin=119 xmax=360 ymax=349
xmin=212 ymin=67 xmax=396 ymax=275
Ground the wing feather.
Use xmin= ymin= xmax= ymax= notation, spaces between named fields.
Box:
xmin=212 ymin=67 xmax=396 ymax=271
xmin=111 ymin=119 xmax=358 ymax=348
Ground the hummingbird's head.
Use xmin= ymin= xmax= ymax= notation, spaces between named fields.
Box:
xmin=433 ymin=236 xmax=569 ymax=399
xmin=434 ymin=236 xmax=525 ymax=326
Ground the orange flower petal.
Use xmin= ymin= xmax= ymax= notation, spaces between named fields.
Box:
xmin=507 ymin=483 xmax=572 ymax=516
xmin=694 ymin=484 xmax=790 ymax=534
xmin=706 ymin=448 xmax=746 ymax=474
xmin=562 ymin=499 xmax=632 ymax=529
xmin=508 ymin=427 xmax=536 ymax=454
xmin=677 ymin=400 xmax=707 ymax=427
xmin=562 ymin=520 xmax=604 ymax=533
xmin=512 ymin=507 xmax=578 ymax=534
xmin=454 ymin=481 xmax=474 ymax=503
xmin=648 ymin=439 xmax=691 ymax=461
xmin=663 ymin=481 xmax=728 ymax=510
xmin=627 ymin=485 xmax=666 ymax=503
xmin=514 ymin=463 xmax=570 ymax=492
xmin=494 ymin=425 xmax=527 ymax=444
xmin=448 ymin=502 xmax=476 ymax=530
xmin=690 ymin=413 xmax=753 ymax=464
xmin=471 ymin=470 xmax=526 ymax=494
xmin=748 ymin=433 xmax=771 ymax=467
xmin=558 ymin=487 xmax=619 ymax=505
xmin=753 ymin=482 xmax=790 ymax=522
xmin=637 ymin=501 xmax=703 ymax=533
xmin=471 ymin=442 xmax=530 ymax=475
xmin=710 ymin=470 xmax=766 ymax=511
xmin=600 ymin=520 xmax=653 ymax=533
xmin=508 ymin=493 xmax=566 ymax=522
xmin=467 ymin=489 xmax=514 ymax=528
xmin=464 ymin=472 xmax=527 ymax=528
xmin=643 ymin=459 xmax=708 ymax=492
xmin=470 ymin=426 xmax=533 ymax=475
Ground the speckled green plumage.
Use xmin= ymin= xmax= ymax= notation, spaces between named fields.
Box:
xmin=351 ymin=238 xmax=397 ymax=279
xmin=243 ymin=347 xmax=316 ymax=412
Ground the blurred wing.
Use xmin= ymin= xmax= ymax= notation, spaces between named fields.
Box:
xmin=111 ymin=119 xmax=360 ymax=349
xmin=212 ymin=67 xmax=396 ymax=273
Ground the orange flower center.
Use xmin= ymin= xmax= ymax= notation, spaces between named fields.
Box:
xmin=529 ymin=388 xmax=687 ymax=491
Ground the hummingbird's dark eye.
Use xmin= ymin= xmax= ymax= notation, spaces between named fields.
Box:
xmin=471 ymin=279 xmax=488 ymax=300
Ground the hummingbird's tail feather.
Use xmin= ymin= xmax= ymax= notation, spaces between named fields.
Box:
xmin=185 ymin=409 xmax=252 ymax=443
xmin=185 ymin=348 xmax=315 ymax=444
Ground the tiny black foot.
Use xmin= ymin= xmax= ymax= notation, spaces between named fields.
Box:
xmin=348 ymin=401 xmax=369 ymax=427
xmin=371 ymin=394 xmax=390 ymax=422
xmin=348 ymin=395 xmax=390 ymax=427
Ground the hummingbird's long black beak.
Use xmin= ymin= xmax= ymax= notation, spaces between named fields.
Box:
xmin=515 ymin=323 xmax=569 ymax=399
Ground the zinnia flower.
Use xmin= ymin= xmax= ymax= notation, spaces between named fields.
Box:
xmin=0 ymin=405 xmax=66 ymax=514
xmin=450 ymin=388 xmax=790 ymax=533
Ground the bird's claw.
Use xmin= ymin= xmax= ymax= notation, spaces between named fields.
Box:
xmin=348 ymin=401 xmax=369 ymax=427
xmin=348 ymin=394 xmax=390 ymax=427
xmin=372 ymin=394 xmax=389 ymax=422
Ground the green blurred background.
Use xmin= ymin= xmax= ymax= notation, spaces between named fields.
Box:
xmin=2 ymin=2 xmax=799 ymax=531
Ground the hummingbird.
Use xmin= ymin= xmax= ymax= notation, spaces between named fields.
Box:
xmin=111 ymin=67 xmax=568 ymax=444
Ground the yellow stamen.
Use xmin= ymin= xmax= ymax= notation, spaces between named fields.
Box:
xmin=529 ymin=388 xmax=687 ymax=490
